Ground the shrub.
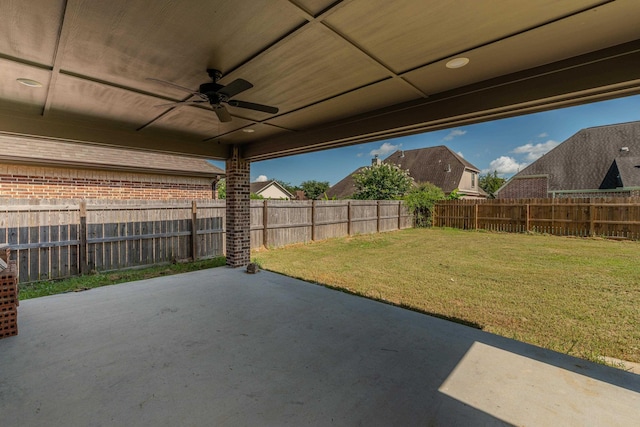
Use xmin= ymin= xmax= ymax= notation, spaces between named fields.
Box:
xmin=404 ymin=182 xmax=445 ymax=227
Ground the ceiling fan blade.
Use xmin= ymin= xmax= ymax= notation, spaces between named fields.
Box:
xmin=154 ymin=100 xmax=208 ymax=108
xmin=218 ymin=79 xmax=253 ymax=99
xmin=228 ymin=100 xmax=278 ymax=114
xmin=146 ymin=78 xmax=207 ymax=100
xmin=213 ymin=105 xmax=232 ymax=122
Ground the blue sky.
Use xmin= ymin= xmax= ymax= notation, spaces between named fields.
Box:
xmin=214 ymin=94 xmax=640 ymax=186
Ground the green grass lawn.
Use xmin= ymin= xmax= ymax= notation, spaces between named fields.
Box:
xmin=252 ymin=228 xmax=640 ymax=365
xmin=18 ymin=257 xmax=227 ymax=300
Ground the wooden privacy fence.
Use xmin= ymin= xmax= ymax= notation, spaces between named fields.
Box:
xmin=434 ymin=197 xmax=640 ymax=239
xmin=0 ymin=199 xmax=412 ymax=283
xmin=251 ymin=199 xmax=412 ymax=248
xmin=0 ymin=199 xmax=226 ymax=284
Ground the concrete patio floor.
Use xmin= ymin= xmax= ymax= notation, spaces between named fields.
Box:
xmin=1 ymin=268 xmax=638 ymax=426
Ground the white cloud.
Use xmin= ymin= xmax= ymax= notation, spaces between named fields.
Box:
xmin=356 ymin=153 xmax=364 ymax=157
xmin=255 ymin=175 xmax=268 ymax=182
xmin=512 ymin=140 xmax=559 ymax=162
xmin=456 ymin=151 xmax=464 ymax=158
xmin=369 ymin=142 xmax=401 ymax=157
xmin=483 ymin=156 xmax=527 ymax=175
xmin=443 ymin=129 xmax=467 ymax=141
xmin=538 ymin=132 xmax=549 ymax=138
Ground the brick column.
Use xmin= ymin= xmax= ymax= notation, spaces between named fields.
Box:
xmin=225 ymin=146 xmax=251 ymax=267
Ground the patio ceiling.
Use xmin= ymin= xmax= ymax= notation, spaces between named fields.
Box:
xmin=1 ymin=0 xmax=639 ymax=161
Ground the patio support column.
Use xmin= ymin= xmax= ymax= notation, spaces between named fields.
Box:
xmin=225 ymin=146 xmax=251 ymax=267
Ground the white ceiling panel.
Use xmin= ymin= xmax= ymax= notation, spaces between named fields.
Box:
xmin=210 ymin=123 xmax=292 ymax=146
xmin=268 ymin=78 xmax=421 ymax=131
xmin=325 ymin=0 xmax=605 ymax=73
xmin=0 ymin=60 xmax=50 ymax=111
xmin=290 ymin=0 xmax=339 ymax=16
xmin=47 ymin=74 xmax=164 ymax=129
xmin=143 ymin=106 xmax=251 ymax=140
xmin=404 ymin=0 xmax=640 ymax=96
xmin=229 ymin=24 xmax=390 ymax=115
xmin=0 ymin=0 xmax=65 ymax=65
xmin=59 ymin=0 xmax=305 ymax=96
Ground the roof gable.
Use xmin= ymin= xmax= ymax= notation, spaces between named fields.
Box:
xmin=326 ymin=146 xmax=483 ymax=198
xmin=509 ymin=120 xmax=640 ymax=191
xmin=250 ymin=180 xmax=294 ymax=199
xmin=614 ymin=156 xmax=640 ymax=187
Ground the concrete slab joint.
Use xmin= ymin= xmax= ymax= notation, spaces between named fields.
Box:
xmin=225 ymin=146 xmax=251 ymax=268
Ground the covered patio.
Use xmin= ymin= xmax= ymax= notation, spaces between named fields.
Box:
xmin=2 ymin=2 xmax=640 ymax=424
xmin=2 ymin=1 xmax=640 ymax=265
xmin=1 ymin=269 xmax=638 ymax=426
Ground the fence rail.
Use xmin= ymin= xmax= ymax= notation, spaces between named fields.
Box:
xmin=1 ymin=199 xmax=412 ymax=283
xmin=434 ymin=197 xmax=640 ymax=239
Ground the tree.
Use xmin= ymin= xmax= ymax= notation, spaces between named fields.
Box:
xmin=300 ymin=180 xmax=330 ymax=200
xmin=216 ymin=179 xmax=226 ymax=199
xmin=447 ymin=188 xmax=462 ymax=200
xmin=479 ymin=171 xmax=506 ymax=198
xmin=352 ymin=163 xmax=414 ymax=200
xmin=403 ymin=182 xmax=445 ymax=227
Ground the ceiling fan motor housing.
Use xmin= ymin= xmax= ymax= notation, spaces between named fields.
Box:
xmin=199 ymin=82 xmax=226 ymax=104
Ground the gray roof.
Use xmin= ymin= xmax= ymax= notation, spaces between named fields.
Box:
xmin=2 ymin=135 xmax=224 ymax=177
xmin=504 ymin=120 xmax=640 ymax=191
xmin=326 ymin=146 xmax=481 ymax=198
xmin=614 ymin=157 xmax=640 ymax=187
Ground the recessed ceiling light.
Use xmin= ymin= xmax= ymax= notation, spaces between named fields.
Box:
xmin=16 ymin=78 xmax=43 ymax=87
xmin=445 ymin=57 xmax=470 ymax=69
xmin=242 ymin=128 xmax=255 ymax=133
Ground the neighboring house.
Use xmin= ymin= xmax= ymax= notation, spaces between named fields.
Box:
xmin=326 ymin=146 xmax=487 ymax=199
xmin=496 ymin=121 xmax=640 ymax=199
xmin=0 ymin=135 xmax=224 ymax=200
xmin=250 ymin=180 xmax=294 ymax=200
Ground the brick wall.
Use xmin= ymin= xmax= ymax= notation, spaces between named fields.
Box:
xmin=0 ymin=164 xmax=213 ymax=200
xmin=497 ymin=176 xmax=548 ymax=199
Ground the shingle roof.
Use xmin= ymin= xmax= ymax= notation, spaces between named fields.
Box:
xmin=385 ymin=146 xmax=479 ymax=192
xmin=504 ymin=120 xmax=640 ymax=191
xmin=326 ymin=146 xmax=481 ymax=198
xmin=614 ymin=156 xmax=640 ymax=187
xmin=250 ymin=181 xmax=270 ymax=193
xmin=1 ymin=135 xmax=224 ymax=177
xmin=325 ymin=166 xmax=366 ymax=199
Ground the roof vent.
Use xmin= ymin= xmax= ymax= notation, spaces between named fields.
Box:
xmin=445 ymin=164 xmax=451 ymax=172
xmin=620 ymin=147 xmax=629 ymax=152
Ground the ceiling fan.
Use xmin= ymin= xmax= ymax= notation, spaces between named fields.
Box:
xmin=147 ymin=69 xmax=278 ymax=123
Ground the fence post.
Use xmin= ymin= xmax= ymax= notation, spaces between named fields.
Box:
xmin=398 ymin=201 xmax=402 ymax=230
xmin=589 ymin=200 xmax=596 ymax=237
xmin=376 ymin=200 xmax=381 ymax=232
xmin=79 ymin=200 xmax=88 ymax=275
xmin=191 ymin=200 xmax=198 ymax=261
xmin=525 ymin=204 xmax=530 ymax=232
xmin=263 ymin=199 xmax=269 ymax=247
xmin=347 ymin=201 xmax=352 ymax=236
xmin=311 ymin=200 xmax=316 ymax=241
xmin=474 ymin=203 xmax=479 ymax=230
xmin=433 ymin=202 xmax=438 ymax=227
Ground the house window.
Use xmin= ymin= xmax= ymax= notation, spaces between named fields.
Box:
xmin=471 ymin=173 xmax=475 ymax=188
